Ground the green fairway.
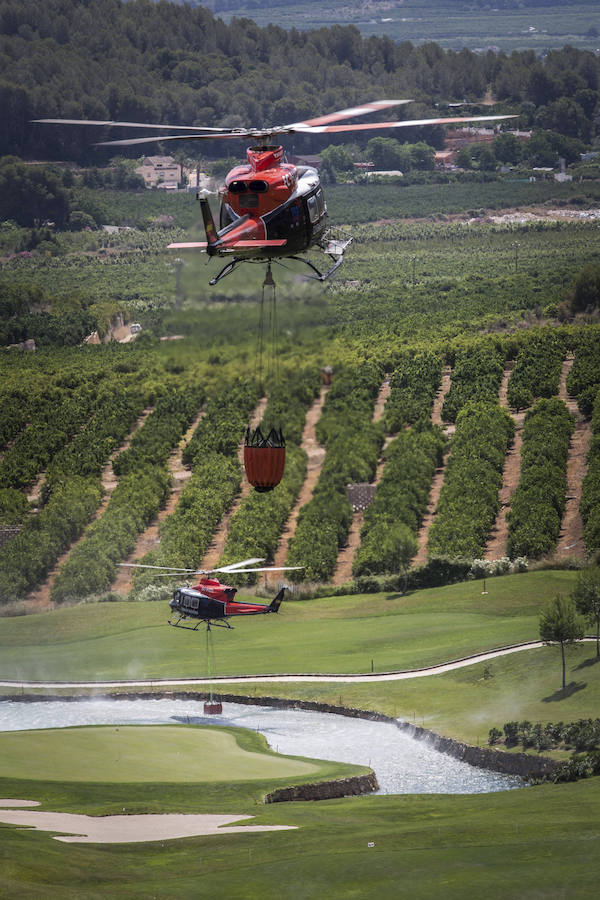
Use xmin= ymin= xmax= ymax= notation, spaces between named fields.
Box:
xmin=0 ymin=774 xmax=599 ymax=898
xmin=0 ymin=571 xmax=578 ymax=682
xmin=0 ymin=725 xmax=324 ymax=783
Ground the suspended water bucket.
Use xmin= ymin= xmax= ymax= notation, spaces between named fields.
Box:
xmin=244 ymin=426 xmax=286 ymax=492
xmin=204 ymin=700 xmax=223 ymax=715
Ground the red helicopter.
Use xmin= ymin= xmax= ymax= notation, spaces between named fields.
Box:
xmin=119 ymin=557 xmax=301 ymax=630
xmin=34 ymin=101 xmax=515 ymax=283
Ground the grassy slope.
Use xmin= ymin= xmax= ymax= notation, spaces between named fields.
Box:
xmin=0 ymin=776 xmax=599 ymax=899
xmin=0 ymin=571 xmax=579 ymax=681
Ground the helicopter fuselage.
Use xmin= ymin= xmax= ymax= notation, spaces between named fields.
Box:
xmin=169 ymin=577 xmax=285 ymax=628
xmin=217 ymin=145 xmax=328 ymax=258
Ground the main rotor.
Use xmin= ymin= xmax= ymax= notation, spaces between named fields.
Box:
xmin=33 ymin=99 xmax=515 ymax=148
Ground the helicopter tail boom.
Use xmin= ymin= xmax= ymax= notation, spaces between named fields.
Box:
xmin=199 ymin=197 xmax=219 ymax=251
xmin=268 ymin=588 xmax=286 ymax=613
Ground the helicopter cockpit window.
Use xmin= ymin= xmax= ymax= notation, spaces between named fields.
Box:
xmin=228 ymin=180 xmax=247 ymax=193
xmin=248 ymin=180 xmax=268 ymax=193
xmin=316 ymin=189 xmax=325 ymax=216
xmin=307 ymin=194 xmax=319 ymax=224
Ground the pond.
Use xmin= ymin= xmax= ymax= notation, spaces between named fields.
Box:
xmin=0 ymin=698 xmax=524 ymax=795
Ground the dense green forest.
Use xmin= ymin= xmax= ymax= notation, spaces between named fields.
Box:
xmin=0 ymin=0 xmax=598 ymax=161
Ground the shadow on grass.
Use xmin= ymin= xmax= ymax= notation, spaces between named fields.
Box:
xmin=575 ymin=655 xmax=600 ymax=670
xmin=542 ymin=681 xmax=587 ymax=702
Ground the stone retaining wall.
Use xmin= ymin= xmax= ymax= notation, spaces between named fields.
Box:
xmin=265 ymin=772 xmax=378 ymax=803
xmin=396 ymin=721 xmax=557 ymax=779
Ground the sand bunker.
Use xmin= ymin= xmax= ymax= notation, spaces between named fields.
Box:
xmin=0 ymin=800 xmax=296 ymax=844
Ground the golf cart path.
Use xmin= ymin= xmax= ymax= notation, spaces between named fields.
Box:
xmin=2 ymin=638 xmax=595 ymax=688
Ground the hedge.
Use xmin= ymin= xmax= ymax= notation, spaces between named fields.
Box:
xmin=384 ymin=350 xmax=443 ymax=433
xmin=286 ymin=362 xmax=385 ymax=582
xmin=442 ymin=341 xmax=506 ymax=423
xmin=506 ymin=329 xmax=566 ymax=411
xmin=217 ymin=367 xmax=320 ymax=577
xmin=580 ymin=388 xmax=600 ymax=553
xmin=353 ymin=425 xmax=445 ymax=576
xmin=0 ymin=476 xmax=102 ymax=601
xmin=507 ymin=397 xmax=575 ymax=558
xmin=50 ymin=466 xmax=172 ymax=602
xmin=427 ymin=401 xmax=514 ymax=559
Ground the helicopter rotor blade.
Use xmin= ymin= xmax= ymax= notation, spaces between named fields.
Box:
xmin=95 ymin=132 xmax=251 ymax=147
xmin=118 ymin=563 xmax=207 ymax=573
xmin=295 ymin=113 xmax=516 ymax=134
xmin=32 ymin=118 xmax=229 ymax=132
xmin=211 ymin=566 xmax=304 ymax=573
xmin=286 ymin=99 xmax=412 ymax=129
xmin=150 ymin=566 xmax=304 ymax=577
xmin=217 ymin=558 xmax=266 ymax=571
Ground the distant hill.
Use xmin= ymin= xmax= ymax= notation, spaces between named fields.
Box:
xmin=0 ymin=0 xmax=598 ymax=162
xmin=187 ymin=0 xmax=600 ymax=53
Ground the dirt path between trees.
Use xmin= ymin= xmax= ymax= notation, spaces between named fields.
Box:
xmin=332 ymin=378 xmax=391 ymax=586
xmin=555 ymin=356 xmax=592 ymax=559
xmin=268 ymin=386 xmax=330 ymax=582
xmin=26 ymin=408 xmax=155 ymax=607
xmin=112 ymin=405 xmax=206 ymax=596
xmin=200 ymin=397 xmax=268 ymax=571
xmin=412 ymin=366 xmax=452 ymax=567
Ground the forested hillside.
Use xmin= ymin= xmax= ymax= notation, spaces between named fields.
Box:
xmin=0 ymin=0 xmax=598 ymax=160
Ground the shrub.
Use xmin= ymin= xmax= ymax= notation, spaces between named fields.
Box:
xmin=508 ymin=398 xmax=574 ymax=558
xmin=428 ymin=402 xmax=514 ymax=559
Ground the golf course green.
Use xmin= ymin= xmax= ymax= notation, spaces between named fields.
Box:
xmin=2 ymin=569 xmax=599 ymax=897
xmin=0 ymin=725 xmax=333 ymax=783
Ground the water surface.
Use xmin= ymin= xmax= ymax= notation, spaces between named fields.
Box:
xmin=0 ymin=698 xmax=524 ymax=795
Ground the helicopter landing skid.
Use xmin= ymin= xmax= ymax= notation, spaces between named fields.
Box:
xmin=208 ymin=258 xmax=241 ymax=285
xmin=168 ymin=617 xmax=233 ymax=631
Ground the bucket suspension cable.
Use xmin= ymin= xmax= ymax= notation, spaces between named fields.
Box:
xmin=255 ymin=262 xmax=279 ymax=387
xmin=245 ymin=262 xmax=286 ymax=492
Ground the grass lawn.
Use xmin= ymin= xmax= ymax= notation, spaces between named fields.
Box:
xmin=0 ymin=774 xmax=599 ymax=899
xmin=0 ymin=571 xmax=578 ymax=682
xmin=0 ymin=725 xmax=337 ymax=784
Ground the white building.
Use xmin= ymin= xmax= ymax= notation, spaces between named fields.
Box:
xmin=135 ymin=156 xmax=181 ymax=189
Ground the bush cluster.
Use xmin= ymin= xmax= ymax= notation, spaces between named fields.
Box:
xmin=128 ymin=379 xmax=260 ymax=593
xmin=112 ymin=383 xmax=204 ymax=476
xmin=286 ymin=363 xmax=384 ymax=582
xmin=353 ymin=425 xmax=445 ymax=576
xmin=428 ymin=401 xmax=514 ymax=559
xmin=383 ymin=350 xmax=443 ymax=433
xmin=42 ymin=390 xmax=147 ymax=501
xmin=442 ymin=341 xmax=506 ymax=423
xmin=580 ymin=389 xmax=600 ymax=553
xmin=507 ymin=398 xmax=574 ymax=558
xmin=51 ymin=467 xmax=171 ymax=603
xmin=0 ymin=386 xmax=96 ymax=490
xmin=182 ymin=378 xmax=259 ymax=465
xmin=218 ymin=368 xmax=321 ymax=577
xmin=490 ymin=718 xmax=600 ymax=754
xmin=567 ymin=330 xmax=600 ymax=417
xmin=0 ymin=476 xmax=102 ymax=601
xmin=506 ymin=329 xmax=566 ymax=410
